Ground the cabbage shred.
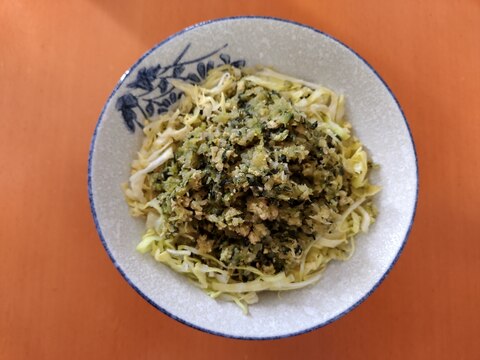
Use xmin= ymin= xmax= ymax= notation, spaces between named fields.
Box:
xmin=124 ymin=65 xmax=380 ymax=314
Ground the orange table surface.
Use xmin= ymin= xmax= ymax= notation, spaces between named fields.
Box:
xmin=1 ymin=1 xmax=479 ymax=359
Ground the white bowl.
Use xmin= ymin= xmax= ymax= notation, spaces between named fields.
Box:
xmin=88 ymin=16 xmax=418 ymax=339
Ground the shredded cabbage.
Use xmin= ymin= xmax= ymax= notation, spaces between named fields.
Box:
xmin=124 ymin=65 xmax=379 ymax=314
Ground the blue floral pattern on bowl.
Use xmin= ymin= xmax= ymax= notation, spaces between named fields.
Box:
xmin=115 ymin=43 xmax=246 ymax=133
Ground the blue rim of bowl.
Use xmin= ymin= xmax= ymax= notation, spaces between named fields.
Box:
xmin=88 ymin=15 xmax=419 ymax=340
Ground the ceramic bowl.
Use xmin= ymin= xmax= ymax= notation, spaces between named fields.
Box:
xmin=88 ymin=16 xmax=418 ymax=339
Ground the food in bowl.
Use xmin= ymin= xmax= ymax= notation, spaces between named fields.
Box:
xmin=123 ymin=64 xmax=380 ymax=313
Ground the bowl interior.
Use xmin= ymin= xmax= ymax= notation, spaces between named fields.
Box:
xmin=89 ymin=17 xmax=417 ymax=339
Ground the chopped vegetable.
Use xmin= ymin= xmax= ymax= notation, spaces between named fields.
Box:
xmin=123 ymin=65 xmax=380 ymax=314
